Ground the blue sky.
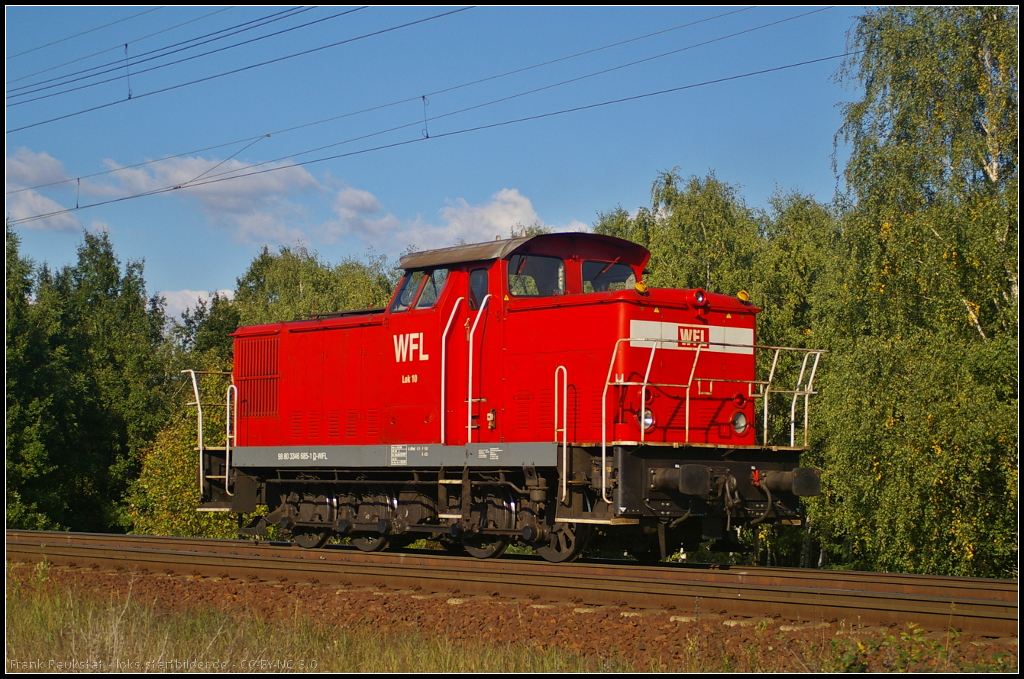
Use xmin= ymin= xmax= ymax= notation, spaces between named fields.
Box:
xmin=7 ymin=6 xmax=861 ymax=318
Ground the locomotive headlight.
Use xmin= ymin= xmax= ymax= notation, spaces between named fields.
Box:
xmin=731 ymin=411 xmax=749 ymax=435
xmin=638 ymin=408 xmax=655 ymax=431
xmin=694 ymin=289 xmax=706 ymax=305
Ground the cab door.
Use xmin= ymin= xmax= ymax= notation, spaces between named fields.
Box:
xmin=441 ymin=265 xmax=503 ymax=447
xmin=382 ymin=269 xmax=449 ymax=444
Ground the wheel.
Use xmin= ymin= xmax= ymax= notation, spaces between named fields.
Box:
xmin=294 ymin=529 xmax=331 ymax=549
xmin=353 ymin=535 xmax=389 ymax=552
xmin=462 ymin=488 xmax=514 ymax=559
xmin=397 ymin=487 xmax=438 ymax=525
xmin=538 ymin=491 xmax=593 ymax=563
xmin=352 ymin=487 xmax=394 ymax=553
xmin=537 ymin=520 xmax=592 ymax=563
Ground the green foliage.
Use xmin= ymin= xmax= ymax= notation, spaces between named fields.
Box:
xmin=127 ymin=406 xmax=239 ymax=539
xmin=752 ymin=193 xmax=844 ymax=349
xmin=594 ymin=206 xmax=654 ymax=250
xmin=806 ymin=6 xmax=1019 ymax=576
xmin=644 ymin=171 xmax=764 ymax=298
xmin=6 ymin=227 xmax=173 ymax=532
xmin=176 ymin=293 xmax=239 ymax=364
xmin=837 ymin=7 xmax=1018 ymax=340
xmin=839 ymin=7 xmax=1017 ymax=205
xmin=233 ymin=245 xmax=396 ymax=326
xmin=809 ymin=333 xmax=1017 ymax=577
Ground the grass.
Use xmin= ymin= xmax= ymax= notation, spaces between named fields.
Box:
xmin=5 ymin=561 xmax=1017 ymax=673
xmin=4 ymin=562 xmax=631 ymax=673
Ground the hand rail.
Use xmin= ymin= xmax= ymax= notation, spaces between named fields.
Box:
xmin=600 ymin=338 xmax=826 ymax=505
xmin=180 ymin=369 xmax=233 ymax=499
xmin=440 ymin=297 xmax=465 ymax=445
xmin=224 ymin=384 xmax=237 ymax=497
xmin=554 ymin=366 xmax=569 ymax=504
xmin=466 ymin=294 xmax=492 ymax=444
xmin=185 ymin=370 xmax=205 ymax=496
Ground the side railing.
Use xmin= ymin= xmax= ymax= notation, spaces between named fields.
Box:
xmin=595 ymin=338 xmax=825 ymax=504
xmin=182 ymin=369 xmax=236 ymax=503
xmin=554 ymin=365 xmax=569 ymax=503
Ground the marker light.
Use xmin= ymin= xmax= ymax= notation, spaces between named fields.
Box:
xmin=639 ymin=408 xmax=655 ymax=431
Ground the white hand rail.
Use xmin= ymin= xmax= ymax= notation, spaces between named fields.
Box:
xmin=554 ymin=366 xmax=569 ymax=503
xmin=466 ymin=294 xmax=491 ymax=444
xmin=440 ymin=297 xmax=465 ymax=445
xmin=599 ymin=339 xmax=826 ymax=505
xmin=224 ymin=384 xmax=237 ymax=496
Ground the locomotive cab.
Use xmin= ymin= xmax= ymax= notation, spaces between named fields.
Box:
xmin=188 ymin=232 xmax=824 ymax=562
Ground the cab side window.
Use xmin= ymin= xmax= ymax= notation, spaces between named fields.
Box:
xmin=507 ymin=254 xmax=564 ymax=297
xmin=468 ymin=268 xmax=488 ymax=310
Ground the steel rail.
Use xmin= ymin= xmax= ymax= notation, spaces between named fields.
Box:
xmin=7 ymin=531 xmax=1017 ymax=638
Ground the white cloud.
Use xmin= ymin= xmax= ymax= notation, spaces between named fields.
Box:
xmin=5 ymin=148 xmax=80 ymax=231
xmin=160 ymin=288 xmax=235 ymax=321
xmin=4 ymin=186 xmax=80 ymax=232
xmin=96 ymin=156 xmax=321 ymax=245
xmin=7 ymin=146 xmax=590 ymax=255
xmin=317 ymin=185 xmax=589 ymax=254
xmin=6 ymin=147 xmax=68 ymax=186
xmin=318 ymin=185 xmax=406 ymax=244
xmin=334 ymin=187 xmax=381 ymax=218
xmin=439 ymin=188 xmax=542 ymax=243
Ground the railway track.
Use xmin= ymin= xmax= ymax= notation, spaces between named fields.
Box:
xmin=7 ymin=530 xmax=1017 ymax=638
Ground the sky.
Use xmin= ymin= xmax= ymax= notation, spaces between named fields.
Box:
xmin=6 ymin=6 xmax=863 ymax=319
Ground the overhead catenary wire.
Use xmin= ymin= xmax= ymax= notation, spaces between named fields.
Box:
xmin=6 ymin=7 xmax=163 ymax=60
xmin=7 ymin=7 xmax=312 ymax=96
xmin=6 ymin=7 xmax=475 ymax=134
xmin=6 ymin=6 xmax=766 ymax=195
xmin=178 ymin=6 xmax=836 ymax=186
xmin=7 ymin=7 xmax=233 ymax=86
xmin=8 ymin=7 xmax=352 ymax=103
xmin=7 ymin=51 xmax=859 ymax=228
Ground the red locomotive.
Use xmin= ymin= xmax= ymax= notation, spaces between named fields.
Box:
xmin=190 ymin=232 xmax=823 ymax=562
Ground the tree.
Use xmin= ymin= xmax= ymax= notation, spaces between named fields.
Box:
xmin=837 ymin=6 xmax=1018 ymax=339
xmin=753 ymin=192 xmax=843 ymax=350
xmin=176 ymin=293 xmax=240 ymax=364
xmin=806 ymin=6 xmax=1019 ymax=577
xmin=594 ymin=205 xmax=654 ymax=250
xmin=6 ymin=228 xmax=173 ymax=531
xmin=639 ymin=171 xmax=764 ymax=297
xmin=233 ymin=246 xmax=395 ymax=327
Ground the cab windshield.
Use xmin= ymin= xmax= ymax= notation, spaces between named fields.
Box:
xmin=507 ymin=254 xmax=564 ymax=297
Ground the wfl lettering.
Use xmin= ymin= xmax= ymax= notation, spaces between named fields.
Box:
xmin=394 ymin=333 xmax=430 ymax=362
xmin=678 ymin=326 xmax=708 ymax=346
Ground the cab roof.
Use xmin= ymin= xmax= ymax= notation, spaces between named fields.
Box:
xmin=397 ymin=232 xmax=649 ymax=271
